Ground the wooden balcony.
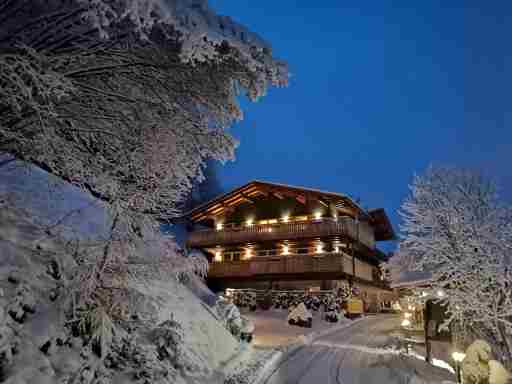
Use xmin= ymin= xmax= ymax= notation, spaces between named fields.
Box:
xmin=206 ymin=252 xmax=389 ymax=289
xmin=187 ymin=217 xmax=375 ymax=249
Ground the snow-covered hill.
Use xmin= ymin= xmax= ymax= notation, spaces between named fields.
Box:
xmin=0 ymin=161 xmax=240 ymax=384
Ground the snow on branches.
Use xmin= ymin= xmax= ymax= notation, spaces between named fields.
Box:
xmin=0 ymin=0 xmax=288 ymax=237
xmin=399 ymin=166 xmax=512 ymax=362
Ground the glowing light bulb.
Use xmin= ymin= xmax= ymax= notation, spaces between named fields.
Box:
xmin=437 ymin=290 xmax=445 ymax=298
xmin=316 ymin=244 xmax=323 ymax=254
xmin=283 ymin=245 xmax=290 ymax=255
xmin=246 ymin=218 xmax=253 ymax=226
xmin=215 ymin=251 xmax=222 ymax=262
xmin=282 ymin=215 xmax=289 ymax=223
xmin=401 ymin=319 xmax=411 ymax=327
xmin=216 ymin=223 xmax=223 ymax=231
xmin=314 ymin=211 xmax=322 ymax=220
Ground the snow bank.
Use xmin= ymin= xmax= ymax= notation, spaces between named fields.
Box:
xmin=287 ymin=303 xmax=312 ymax=324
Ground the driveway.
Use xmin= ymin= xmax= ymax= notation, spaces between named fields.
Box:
xmin=260 ymin=315 xmax=455 ymax=384
xmin=242 ymin=309 xmax=352 ymax=347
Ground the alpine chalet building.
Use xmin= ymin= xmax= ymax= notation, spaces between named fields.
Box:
xmin=184 ymin=181 xmax=395 ymax=307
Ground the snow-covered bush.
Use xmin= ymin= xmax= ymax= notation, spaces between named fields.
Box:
xmin=232 ymin=290 xmax=256 ymax=310
xmin=397 ymin=166 xmax=512 ymax=364
xmin=149 ymin=315 xmax=184 ymax=368
xmin=287 ymin=303 xmax=312 ymax=328
xmin=489 ymin=360 xmax=511 ymax=384
xmin=462 ymin=339 xmax=493 ymax=384
xmin=324 ymin=298 xmax=343 ymax=323
xmin=215 ymin=297 xmax=243 ymax=338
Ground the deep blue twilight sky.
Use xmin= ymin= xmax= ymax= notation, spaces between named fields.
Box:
xmin=209 ymin=1 xmax=512 ymax=252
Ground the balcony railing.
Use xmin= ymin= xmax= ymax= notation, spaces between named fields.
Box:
xmin=209 ymin=252 xmax=348 ymax=278
xmin=207 ymin=251 xmax=390 ymax=287
xmin=187 ymin=217 xmax=375 ymax=249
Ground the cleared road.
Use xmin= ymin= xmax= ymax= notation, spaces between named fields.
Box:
xmin=261 ymin=315 xmax=454 ymax=384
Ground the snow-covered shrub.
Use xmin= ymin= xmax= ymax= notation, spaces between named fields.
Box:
xmin=149 ymin=315 xmax=184 ymax=368
xmin=324 ymin=298 xmax=343 ymax=323
xmin=215 ymin=297 xmax=243 ymax=338
xmin=77 ymin=304 xmax=116 ymax=358
xmin=462 ymin=339 xmax=492 ymax=384
xmin=489 ymin=360 xmax=511 ymax=384
xmin=232 ymin=290 xmax=257 ymax=310
xmin=287 ymin=303 xmax=312 ymax=328
xmin=397 ymin=166 xmax=512 ymax=364
xmin=273 ymin=292 xmax=289 ymax=309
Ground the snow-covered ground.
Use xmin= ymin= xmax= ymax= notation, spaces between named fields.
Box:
xmin=241 ymin=309 xmax=353 ymax=347
xmin=259 ymin=315 xmax=456 ymax=384
xmin=0 ymin=160 xmax=243 ymax=384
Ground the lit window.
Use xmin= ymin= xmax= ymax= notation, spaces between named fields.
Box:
xmin=282 ymin=245 xmax=290 ymax=255
xmin=245 ymin=248 xmax=252 ymax=259
xmin=216 ymin=223 xmax=223 ymax=231
xmin=214 ymin=250 xmax=222 ymax=262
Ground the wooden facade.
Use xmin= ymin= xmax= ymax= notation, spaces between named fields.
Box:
xmin=183 ymin=181 xmax=395 ymax=298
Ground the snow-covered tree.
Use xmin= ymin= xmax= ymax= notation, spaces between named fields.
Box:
xmin=0 ymin=3 xmax=288 ymax=379
xmin=0 ymin=0 xmax=286 ymax=227
xmin=0 ymin=0 xmax=287 ymax=313
xmin=398 ymin=166 xmax=512 ymax=365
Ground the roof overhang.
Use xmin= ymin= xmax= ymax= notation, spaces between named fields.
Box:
xmin=181 ymin=180 xmax=370 ymax=223
xmin=368 ymin=208 xmax=396 ymax=241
